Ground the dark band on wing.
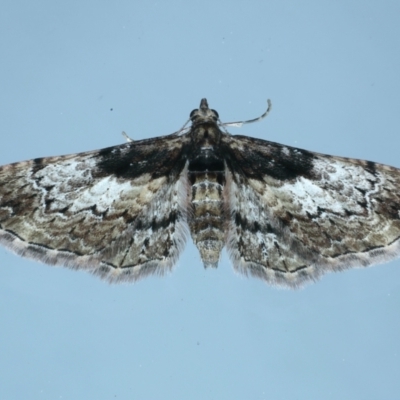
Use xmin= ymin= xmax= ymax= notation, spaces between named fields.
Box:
xmin=96 ymin=140 xmax=186 ymax=180
xmin=224 ymin=136 xmax=316 ymax=181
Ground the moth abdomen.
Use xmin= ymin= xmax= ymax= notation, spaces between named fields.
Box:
xmin=188 ymin=171 xmax=225 ymax=268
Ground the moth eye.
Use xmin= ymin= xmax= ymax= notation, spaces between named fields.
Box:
xmin=211 ymin=109 xmax=219 ymax=119
xmin=190 ymin=109 xmax=198 ymax=118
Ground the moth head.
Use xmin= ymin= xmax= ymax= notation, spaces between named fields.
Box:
xmin=190 ymin=98 xmax=219 ymax=125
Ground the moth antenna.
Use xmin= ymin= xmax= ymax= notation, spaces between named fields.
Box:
xmin=121 ymin=131 xmax=134 ymax=142
xmin=221 ymin=99 xmax=272 ymax=128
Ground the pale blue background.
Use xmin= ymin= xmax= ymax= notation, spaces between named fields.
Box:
xmin=1 ymin=1 xmax=400 ymax=399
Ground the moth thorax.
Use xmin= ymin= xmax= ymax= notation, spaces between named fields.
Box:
xmin=188 ymin=171 xmax=225 ymax=268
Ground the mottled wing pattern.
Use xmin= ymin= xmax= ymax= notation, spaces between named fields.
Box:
xmin=0 ymin=135 xmax=189 ymax=282
xmin=223 ymin=135 xmax=400 ymax=287
xmin=2 ymin=98 xmax=400 ymax=288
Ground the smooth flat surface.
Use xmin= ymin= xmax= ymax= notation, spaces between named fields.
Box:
xmin=1 ymin=1 xmax=400 ymax=399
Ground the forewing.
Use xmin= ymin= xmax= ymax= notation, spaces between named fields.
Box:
xmin=223 ymin=134 xmax=400 ymax=287
xmin=0 ymin=135 xmax=189 ymax=282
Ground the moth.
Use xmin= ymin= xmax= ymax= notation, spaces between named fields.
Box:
xmin=1 ymin=99 xmax=400 ymax=288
